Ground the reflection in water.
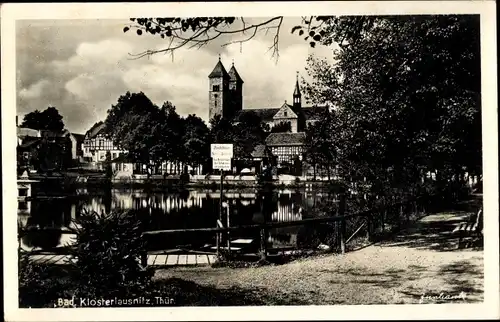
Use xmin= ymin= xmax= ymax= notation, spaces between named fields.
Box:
xmin=18 ymin=188 xmax=338 ymax=251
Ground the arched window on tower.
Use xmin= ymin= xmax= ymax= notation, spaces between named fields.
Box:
xmin=214 ymin=94 xmax=218 ymax=107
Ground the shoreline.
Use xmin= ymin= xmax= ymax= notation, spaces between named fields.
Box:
xmin=21 ymin=173 xmax=340 ymax=191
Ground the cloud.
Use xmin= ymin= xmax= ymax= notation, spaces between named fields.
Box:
xmin=16 ymin=18 xmax=337 ymax=133
xmin=18 ymin=79 xmax=52 ymax=100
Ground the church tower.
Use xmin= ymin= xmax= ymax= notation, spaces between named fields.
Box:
xmin=228 ymin=60 xmax=244 ymax=119
xmin=208 ymin=56 xmax=230 ymax=120
xmin=292 ymin=72 xmax=306 ymax=131
xmin=293 ymin=71 xmax=302 ymax=110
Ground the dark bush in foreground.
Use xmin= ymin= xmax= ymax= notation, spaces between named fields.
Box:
xmin=68 ymin=210 xmax=152 ymax=299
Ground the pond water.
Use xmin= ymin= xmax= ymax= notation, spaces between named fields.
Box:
xmin=18 ymin=186 xmax=342 ymax=252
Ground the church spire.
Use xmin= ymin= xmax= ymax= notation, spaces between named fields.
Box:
xmin=228 ymin=61 xmax=244 ymax=83
xmin=293 ymin=71 xmax=301 ymax=97
xmin=293 ymin=71 xmax=304 ymax=131
xmin=209 ymin=57 xmax=229 ymax=79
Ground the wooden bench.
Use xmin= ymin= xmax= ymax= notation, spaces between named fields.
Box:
xmin=452 ymin=208 xmax=483 ymax=249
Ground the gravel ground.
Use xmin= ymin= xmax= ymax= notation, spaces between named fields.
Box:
xmin=154 ymin=211 xmax=484 ymax=305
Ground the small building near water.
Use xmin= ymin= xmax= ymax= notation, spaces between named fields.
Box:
xmin=250 ymin=144 xmax=276 ymax=175
xmin=110 ymin=153 xmax=134 ymax=179
xmin=265 ymin=132 xmax=306 ymax=177
xmin=82 ymin=121 xmax=127 ymax=169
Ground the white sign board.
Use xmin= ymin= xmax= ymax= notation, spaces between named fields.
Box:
xmin=212 ymin=158 xmax=231 ymax=171
xmin=211 ymin=144 xmax=233 ymax=158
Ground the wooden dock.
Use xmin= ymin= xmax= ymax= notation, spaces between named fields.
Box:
xmin=28 ymin=254 xmax=217 ymax=267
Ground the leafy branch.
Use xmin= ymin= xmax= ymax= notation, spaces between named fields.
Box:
xmin=123 ymin=16 xmax=334 ymax=60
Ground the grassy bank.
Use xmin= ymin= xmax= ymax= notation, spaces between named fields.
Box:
xmin=153 ymin=210 xmax=483 ymax=305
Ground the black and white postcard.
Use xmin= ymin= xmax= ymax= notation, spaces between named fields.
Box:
xmin=2 ymin=1 xmax=498 ymax=321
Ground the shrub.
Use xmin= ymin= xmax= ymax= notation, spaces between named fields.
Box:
xmin=18 ymin=249 xmax=74 ymax=307
xmin=68 ymin=209 xmax=152 ymax=298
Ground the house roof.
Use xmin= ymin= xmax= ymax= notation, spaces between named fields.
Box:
xmin=18 ymin=137 xmax=41 ymax=149
xmin=40 ymin=130 xmax=68 ymax=138
xmin=236 ymin=105 xmax=326 ymax=122
xmin=85 ymin=121 xmax=106 ymax=139
xmin=251 ymin=144 xmax=273 ymax=159
xmin=228 ymin=64 xmax=244 ymax=83
xmin=208 ymin=60 xmax=230 ymax=79
xmin=17 ymin=127 xmax=40 ymax=138
xmin=71 ymin=133 xmax=85 ymax=143
xmin=236 ymin=108 xmax=280 ymax=122
xmin=265 ymin=132 xmax=306 ymax=146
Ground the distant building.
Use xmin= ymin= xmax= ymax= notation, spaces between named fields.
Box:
xmin=17 ymin=124 xmax=41 ymax=172
xmin=17 ymin=126 xmax=41 ymax=146
xmin=110 ymin=153 xmax=134 ymax=178
xmin=62 ymin=130 xmax=85 ymax=161
xmin=265 ymin=132 xmax=306 ymax=164
xmin=82 ymin=122 xmax=204 ymax=175
xmin=83 ymin=121 xmax=126 ymax=168
xmin=16 ymin=119 xmax=77 ymax=172
xmin=208 ymin=59 xmax=324 ymax=168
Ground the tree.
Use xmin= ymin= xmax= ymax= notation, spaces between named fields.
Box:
xmin=105 ymin=150 xmax=113 ymax=179
xmin=20 ymin=106 xmax=65 ymax=132
xmin=210 ymin=114 xmax=235 ymax=144
xmin=232 ymin=111 xmax=268 ymax=159
xmin=104 ymin=92 xmax=162 ymax=169
xmin=305 ymin=108 xmax=337 ymax=180
xmin=123 ymin=16 xmax=335 ymax=60
xmin=181 ymin=114 xmax=210 ymax=172
xmin=303 ymin=15 xmax=481 ymax=198
xmin=156 ymin=102 xmax=183 ymax=167
xmin=271 ymin=121 xmax=292 ymax=133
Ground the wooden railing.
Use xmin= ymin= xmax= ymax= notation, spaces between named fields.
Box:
xmin=140 ymin=196 xmax=425 ymax=263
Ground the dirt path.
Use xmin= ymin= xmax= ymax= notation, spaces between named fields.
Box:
xmin=154 ymin=211 xmax=483 ymax=305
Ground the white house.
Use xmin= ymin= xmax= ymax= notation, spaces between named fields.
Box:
xmin=82 ymin=121 xmax=127 ymax=169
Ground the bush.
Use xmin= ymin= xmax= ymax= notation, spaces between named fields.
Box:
xmin=19 ymin=249 xmax=74 ymax=307
xmin=69 ymin=209 xmax=152 ymax=298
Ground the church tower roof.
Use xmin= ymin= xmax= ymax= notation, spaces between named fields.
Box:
xmin=293 ymin=71 xmax=301 ymax=96
xmin=208 ymin=57 xmax=229 ymax=79
xmin=228 ymin=61 xmax=244 ymax=83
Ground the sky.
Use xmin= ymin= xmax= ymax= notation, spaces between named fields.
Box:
xmin=16 ymin=17 xmax=336 ymax=134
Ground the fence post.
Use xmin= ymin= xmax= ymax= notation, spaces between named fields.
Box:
xmin=217 ymin=171 xmax=224 ymax=257
xmin=400 ymin=203 xmax=404 ymax=223
xmin=141 ymin=250 xmax=148 ymax=268
xmin=366 ymin=214 xmax=372 ymax=242
xmin=226 ymin=204 xmax=231 ymax=256
xmin=381 ymin=209 xmax=386 ymax=234
xmin=406 ymin=201 xmax=410 ymax=223
xmin=339 ymin=193 xmax=346 ymax=254
xmin=259 ymin=226 xmax=267 ymax=261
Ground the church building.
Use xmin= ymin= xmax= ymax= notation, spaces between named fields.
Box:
xmin=208 ymin=58 xmax=324 ymax=167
